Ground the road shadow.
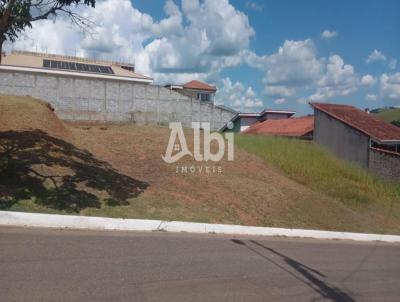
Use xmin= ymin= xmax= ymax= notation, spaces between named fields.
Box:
xmin=0 ymin=130 xmax=148 ymax=212
xmin=231 ymin=239 xmax=355 ymax=302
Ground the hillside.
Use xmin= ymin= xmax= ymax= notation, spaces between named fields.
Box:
xmin=1 ymin=94 xmax=400 ymax=234
xmin=236 ymin=135 xmax=400 ymax=207
xmin=373 ymin=107 xmax=400 ymax=125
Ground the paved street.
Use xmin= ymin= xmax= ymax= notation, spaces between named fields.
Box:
xmin=1 ymin=227 xmax=399 ymax=301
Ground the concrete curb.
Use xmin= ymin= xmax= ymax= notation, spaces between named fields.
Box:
xmin=1 ymin=211 xmax=400 ymax=243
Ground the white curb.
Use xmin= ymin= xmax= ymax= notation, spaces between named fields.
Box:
xmin=1 ymin=211 xmax=400 ymax=243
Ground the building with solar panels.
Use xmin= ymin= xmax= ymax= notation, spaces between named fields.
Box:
xmin=0 ymin=51 xmax=235 ymax=130
xmin=1 ymin=50 xmax=152 ymax=84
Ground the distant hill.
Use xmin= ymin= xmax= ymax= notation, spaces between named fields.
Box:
xmin=372 ymin=107 xmax=400 ymax=127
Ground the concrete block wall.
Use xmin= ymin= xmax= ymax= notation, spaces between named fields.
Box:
xmin=0 ymin=69 xmax=235 ymax=130
xmin=369 ymin=148 xmax=400 ymax=181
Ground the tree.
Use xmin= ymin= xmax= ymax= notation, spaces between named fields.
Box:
xmin=0 ymin=0 xmax=96 ymax=63
xmin=391 ymin=119 xmax=400 ymax=128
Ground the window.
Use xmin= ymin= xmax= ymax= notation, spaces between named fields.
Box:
xmin=198 ymin=93 xmax=211 ymax=102
xmin=371 ymin=141 xmax=400 ymax=153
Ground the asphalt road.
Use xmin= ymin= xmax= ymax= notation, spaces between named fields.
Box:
xmin=1 ymin=227 xmax=400 ymax=302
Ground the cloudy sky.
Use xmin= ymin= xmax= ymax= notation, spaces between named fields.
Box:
xmin=7 ymin=0 xmax=400 ymax=114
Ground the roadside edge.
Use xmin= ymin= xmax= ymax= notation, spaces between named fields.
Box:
xmin=1 ymin=211 xmax=399 ymax=242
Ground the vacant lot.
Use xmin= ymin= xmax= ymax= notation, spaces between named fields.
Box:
xmin=1 ymin=95 xmax=399 ymax=233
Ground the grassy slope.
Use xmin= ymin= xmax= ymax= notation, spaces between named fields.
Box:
xmin=236 ymin=135 xmax=400 ymax=204
xmin=1 ymin=94 xmax=400 ymax=233
xmin=235 ymin=135 xmax=400 ymax=232
xmin=374 ymin=108 xmax=400 ymax=123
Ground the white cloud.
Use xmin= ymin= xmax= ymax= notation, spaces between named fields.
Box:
xmin=152 ymin=0 xmax=183 ymax=37
xmin=245 ymin=86 xmax=256 ymax=98
xmin=389 ymin=59 xmax=397 ymax=70
xmin=6 ymin=0 xmax=390 ymax=108
xmin=9 ymin=0 xmax=153 ymax=61
xmin=365 ymin=50 xmax=397 ymax=71
xmin=136 ymin=0 xmax=254 ymax=82
xmin=245 ymin=1 xmax=264 ymax=12
xmin=216 ymin=78 xmax=263 ymax=111
xmin=246 ymin=39 xmax=361 ymax=103
xmin=140 ymin=0 xmax=255 ymax=82
xmin=274 ymin=98 xmax=287 ymax=104
xmin=321 ymin=30 xmax=338 ymax=39
xmin=317 ymin=55 xmax=355 ymax=87
xmin=296 ymin=97 xmax=308 ymax=104
xmin=361 ymin=74 xmax=376 ymax=86
xmin=7 ymin=18 xmax=86 ymax=57
xmin=245 ymin=39 xmax=323 ymax=98
xmin=309 ymin=55 xmax=358 ymax=102
xmin=380 ymin=73 xmax=400 ymax=101
xmin=263 ymin=39 xmax=323 ymax=86
xmin=365 ymin=94 xmax=377 ymax=101
xmin=265 ymin=85 xmax=296 ymax=97
xmin=366 ymin=49 xmax=387 ymax=64
xmin=8 ymin=0 xmax=254 ymax=85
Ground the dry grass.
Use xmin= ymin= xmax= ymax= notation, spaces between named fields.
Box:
xmin=1 ymin=94 xmax=400 ymax=234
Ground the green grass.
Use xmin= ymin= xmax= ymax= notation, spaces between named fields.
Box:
xmin=235 ymin=135 xmax=400 ymax=207
xmin=374 ymin=108 xmax=400 ymax=123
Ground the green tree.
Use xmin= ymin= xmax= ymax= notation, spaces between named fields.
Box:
xmin=391 ymin=119 xmax=400 ymax=128
xmin=0 ymin=0 xmax=96 ymax=62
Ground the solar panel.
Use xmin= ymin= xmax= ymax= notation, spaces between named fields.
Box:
xmin=82 ymin=64 xmax=89 ymax=72
xmin=99 ymin=66 xmax=108 ymax=73
xmin=76 ymin=63 xmax=84 ymax=71
xmin=43 ymin=59 xmax=50 ymax=68
xmin=49 ymin=60 xmax=58 ymax=68
xmin=42 ymin=59 xmax=114 ymax=75
xmin=68 ymin=62 xmax=76 ymax=70
xmin=120 ymin=65 xmax=135 ymax=72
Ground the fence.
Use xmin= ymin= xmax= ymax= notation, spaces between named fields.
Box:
xmin=0 ymin=68 xmax=235 ymax=130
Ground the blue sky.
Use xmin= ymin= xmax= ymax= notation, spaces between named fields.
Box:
xmin=133 ymin=0 xmax=400 ymax=114
xmin=232 ymin=0 xmax=400 ymax=113
xmin=10 ymin=0 xmax=400 ymax=115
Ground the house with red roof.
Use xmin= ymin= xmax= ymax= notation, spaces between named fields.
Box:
xmin=243 ymin=116 xmax=314 ymax=139
xmin=220 ymin=109 xmax=296 ymax=133
xmin=165 ymin=80 xmax=217 ymax=103
xmin=310 ymin=102 xmax=400 ymax=180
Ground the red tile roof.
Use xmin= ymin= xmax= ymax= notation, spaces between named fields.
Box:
xmin=183 ymin=80 xmax=217 ymax=92
xmin=311 ymin=103 xmax=400 ymax=142
xmin=244 ymin=116 xmax=314 ymax=137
